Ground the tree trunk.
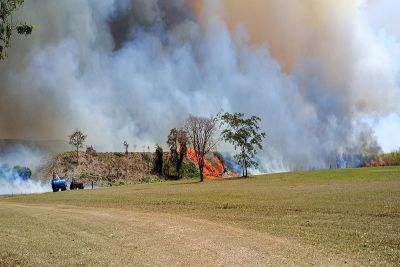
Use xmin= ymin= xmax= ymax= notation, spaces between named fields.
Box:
xmin=199 ymin=164 xmax=204 ymax=182
xmin=76 ymin=147 xmax=79 ymax=165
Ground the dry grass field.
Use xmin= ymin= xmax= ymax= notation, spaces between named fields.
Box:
xmin=1 ymin=166 xmax=399 ymax=266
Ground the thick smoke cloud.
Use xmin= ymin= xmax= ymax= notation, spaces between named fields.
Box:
xmin=0 ymin=145 xmax=50 ymax=195
xmin=0 ymin=0 xmax=399 ymax=171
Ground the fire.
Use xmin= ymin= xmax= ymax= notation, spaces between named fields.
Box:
xmin=186 ymin=149 xmax=225 ymax=178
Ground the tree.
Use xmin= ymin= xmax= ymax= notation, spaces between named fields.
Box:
xmin=123 ymin=140 xmax=129 ymax=155
xmin=167 ymin=128 xmax=188 ymax=179
xmin=154 ymin=144 xmax=163 ymax=175
xmin=0 ymin=0 xmax=34 ymax=60
xmin=184 ymin=115 xmax=218 ymax=182
xmin=219 ymin=112 xmax=266 ymax=177
xmin=68 ymin=129 xmax=87 ymax=165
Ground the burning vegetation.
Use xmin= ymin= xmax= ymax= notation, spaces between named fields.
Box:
xmin=49 ymin=113 xmax=257 ymax=186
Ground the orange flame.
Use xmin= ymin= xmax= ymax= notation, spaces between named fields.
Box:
xmin=186 ymin=149 xmax=225 ymax=178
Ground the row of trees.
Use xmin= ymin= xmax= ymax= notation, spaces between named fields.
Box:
xmin=68 ymin=112 xmax=265 ymax=182
xmin=165 ymin=113 xmax=265 ymax=181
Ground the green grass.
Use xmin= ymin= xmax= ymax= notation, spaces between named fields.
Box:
xmin=2 ymin=166 xmax=400 ymax=265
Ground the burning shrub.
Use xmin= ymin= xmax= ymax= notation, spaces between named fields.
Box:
xmin=367 ymin=150 xmax=400 ymax=167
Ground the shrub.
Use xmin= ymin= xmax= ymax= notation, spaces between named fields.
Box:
xmin=182 ymin=161 xmax=200 ymax=179
xmin=154 ymin=145 xmax=163 ymax=174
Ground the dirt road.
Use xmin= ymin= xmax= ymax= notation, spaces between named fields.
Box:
xmin=0 ymin=202 xmax=356 ymax=266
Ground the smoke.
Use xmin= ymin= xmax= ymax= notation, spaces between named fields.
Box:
xmin=0 ymin=145 xmax=50 ymax=195
xmin=0 ymin=175 xmax=50 ymax=196
xmin=0 ymin=0 xmax=399 ymax=171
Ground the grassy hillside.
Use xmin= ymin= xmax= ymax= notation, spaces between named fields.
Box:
xmin=48 ymin=151 xmax=162 ymax=185
xmin=1 ymin=167 xmax=399 ymax=266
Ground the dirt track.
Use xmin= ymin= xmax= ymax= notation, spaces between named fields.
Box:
xmin=0 ymin=202 xmax=357 ymax=266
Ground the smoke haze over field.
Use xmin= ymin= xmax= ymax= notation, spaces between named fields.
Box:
xmin=0 ymin=0 xmax=399 ymax=171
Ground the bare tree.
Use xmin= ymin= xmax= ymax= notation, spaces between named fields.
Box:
xmin=123 ymin=140 xmax=129 ymax=155
xmin=185 ymin=115 xmax=218 ymax=182
xmin=68 ymin=129 xmax=87 ymax=165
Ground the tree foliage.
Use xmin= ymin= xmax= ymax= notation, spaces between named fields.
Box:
xmin=219 ymin=112 xmax=266 ymax=177
xmin=185 ymin=115 xmax=218 ymax=182
xmin=68 ymin=129 xmax=87 ymax=165
xmin=166 ymin=128 xmax=188 ymax=179
xmin=0 ymin=0 xmax=34 ymax=59
xmin=154 ymin=144 xmax=163 ymax=175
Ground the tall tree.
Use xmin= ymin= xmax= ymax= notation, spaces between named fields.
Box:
xmin=154 ymin=144 xmax=163 ymax=175
xmin=0 ymin=0 xmax=34 ymax=60
xmin=219 ymin=112 xmax=266 ymax=177
xmin=68 ymin=129 xmax=87 ymax=165
xmin=167 ymin=128 xmax=188 ymax=178
xmin=185 ymin=115 xmax=218 ymax=182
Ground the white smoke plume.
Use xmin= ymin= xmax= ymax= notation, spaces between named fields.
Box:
xmin=0 ymin=0 xmax=399 ymax=172
xmin=0 ymin=145 xmax=50 ymax=195
xmin=0 ymin=177 xmax=50 ymax=196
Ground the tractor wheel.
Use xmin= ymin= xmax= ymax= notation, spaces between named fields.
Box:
xmin=53 ymin=189 xmax=58 ymax=192
xmin=61 ymin=186 xmax=66 ymax=191
xmin=70 ymin=185 xmax=75 ymax=190
xmin=79 ymin=185 xmax=84 ymax=190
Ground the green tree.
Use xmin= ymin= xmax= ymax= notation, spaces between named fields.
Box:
xmin=167 ymin=128 xmax=188 ymax=179
xmin=68 ymin=129 xmax=87 ymax=165
xmin=1 ymin=0 xmax=34 ymax=60
xmin=185 ymin=115 xmax=218 ymax=182
xmin=219 ymin=112 xmax=266 ymax=177
xmin=154 ymin=144 xmax=163 ymax=175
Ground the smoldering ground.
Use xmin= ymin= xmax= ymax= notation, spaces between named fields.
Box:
xmin=0 ymin=0 xmax=399 ymax=171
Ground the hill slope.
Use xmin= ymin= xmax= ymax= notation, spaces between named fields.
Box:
xmin=47 ymin=151 xmax=160 ymax=184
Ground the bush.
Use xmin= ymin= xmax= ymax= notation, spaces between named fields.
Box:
xmin=11 ymin=166 xmax=32 ymax=180
xmin=182 ymin=161 xmax=200 ymax=179
xmin=116 ymin=181 xmax=125 ymax=186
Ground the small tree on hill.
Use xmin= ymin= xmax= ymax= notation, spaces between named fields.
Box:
xmin=123 ymin=140 xmax=129 ymax=155
xmin=68 ymin=129 xmax=87 ymax=165
xmin=219 ymin=112 xmax=266 ymax=177
xmin=185 ymin=115 xmax=218 ymax=182
xmin=0 ymin=0 xmax=35 ymax=60
xmin=167 ymin=128 xmax=188 ymax=179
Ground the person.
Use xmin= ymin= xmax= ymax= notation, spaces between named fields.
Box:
xmin=52 ymin=172 xmax=59 ymax=180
